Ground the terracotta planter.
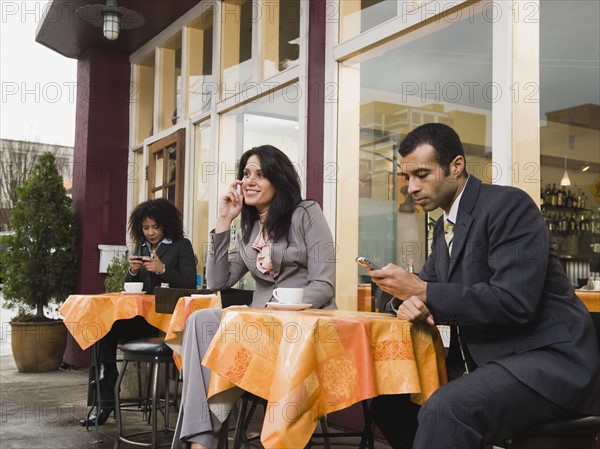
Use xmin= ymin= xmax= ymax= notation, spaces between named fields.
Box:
xmin=10 ymin=321 xmax=67 ymax=372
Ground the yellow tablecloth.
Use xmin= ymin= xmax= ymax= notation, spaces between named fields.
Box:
xmin=576 ymin=290 xmax=600 ymax=313
xmin=203 ymin=308 xmax=447 ymax=449
xmin=60 ymin=293 xmax=171 ymax=350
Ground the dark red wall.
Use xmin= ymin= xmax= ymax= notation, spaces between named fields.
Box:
xmin=72 ymin=49 xmax=130 ymax=294
xmin=306 ymin=0 xmax=326 ymax=206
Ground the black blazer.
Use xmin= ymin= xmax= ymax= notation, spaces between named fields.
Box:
xmin=125 ymin=238 xmax=197 ymax=294
xmin=382 ymin=176 xmax=599 ymax=414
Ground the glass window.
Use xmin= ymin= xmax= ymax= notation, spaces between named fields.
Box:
xmin=192 ymin=120 xmax=212 ymax=284
xmin=188 ymin=9 xmax=214 ymax=117
xmin=147 ymin=130 xmax=186 ymax=210
xmin=539 ymin=1 xmax=600 ymax=283
xmin=339 ymin=0 xmax=399 ymax=41
xmin=157 ymin=33 xmax=182 ymax=131
xmin=337 ymin=4 xmax=493 ymax=302
xmin=262 ymin=0 xmax=300 ymax=78
xmin=221 ymin=0 xmax=254 ymax=98
xmin=132 ymin=53 xmax=155 ymax=143
xmin=218 ymin=84 xmax=301 ymax=288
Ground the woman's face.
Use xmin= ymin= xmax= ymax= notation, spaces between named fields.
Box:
xmin=141 ymin=217 xmax=165 ymax=247
xmin=241 ymin=155 xmax=276 ymax=214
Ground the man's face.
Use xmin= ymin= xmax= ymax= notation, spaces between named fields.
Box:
xmin=399 ymin=143 xmax=463 ymax=214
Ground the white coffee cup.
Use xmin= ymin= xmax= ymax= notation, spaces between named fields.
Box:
xmin=124 ymin=282 xmax=144 ymax=293
xmin=273 ymin=287 xmax=304 ymax=304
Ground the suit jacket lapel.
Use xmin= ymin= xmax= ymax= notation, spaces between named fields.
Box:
xmin=448 ymin=177 xmax=480 ymax=278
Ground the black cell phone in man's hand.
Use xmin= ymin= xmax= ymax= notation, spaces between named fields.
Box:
xmin=131 ymin=256 xmax=145 ymax=261
xmin=355 ymin=256 xmax=381 ymax=271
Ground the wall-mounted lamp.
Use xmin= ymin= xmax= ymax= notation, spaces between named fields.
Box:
xmin=77 ymin=0 xmax=145 ymax=41
xmin=581 ymin=163 xmax=591 ymax=172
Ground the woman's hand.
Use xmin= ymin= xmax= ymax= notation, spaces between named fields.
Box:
xmin=215 ymin=181 xmax=243 ymax=233
xmin=143 ymin=250 xmax=166 ymax=274
xmin=128 ymin=256 xmax=144 ymax=275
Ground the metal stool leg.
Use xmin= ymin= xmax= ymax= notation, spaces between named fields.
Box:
xmin=113 ymin=360 xmax=129 ymax=449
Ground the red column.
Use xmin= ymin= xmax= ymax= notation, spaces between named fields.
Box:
xmin=306 ymin=0 xmax=326 ymax=206
xmin=72 ymin=49 xmax=130 ymax=294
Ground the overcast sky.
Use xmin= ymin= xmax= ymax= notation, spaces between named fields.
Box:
xmin=1 ymin=0 xmax=77 ymax=147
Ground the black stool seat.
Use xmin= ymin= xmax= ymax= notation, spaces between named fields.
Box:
xmin=502 ymin=415 xmax=600 ymax=449
xmin=121 ymin=337 xmax=173 ymax=359
xmin=114 ymin=337 xmax=176 ymax=448
xmin=526 ymin=416 xmax=600 ymax=436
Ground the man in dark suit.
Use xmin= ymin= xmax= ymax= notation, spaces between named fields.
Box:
xmin=370 ymin=123 xmax=599 ymax=449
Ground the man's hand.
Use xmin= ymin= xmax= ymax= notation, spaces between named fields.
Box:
xmin=370 ymin=264 xmax=433 ymax=325
xmin=370 ymin=263 xmax=427 ymax=301
xmin=396 ymin=296 xmax=435 ymax=326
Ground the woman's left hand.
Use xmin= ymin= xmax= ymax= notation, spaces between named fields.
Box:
xmin=143 ymin=249 xmax=166 ymax=274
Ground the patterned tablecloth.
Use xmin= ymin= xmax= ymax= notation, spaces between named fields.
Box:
xmin=203 ymin=308 xmax=447 ymax=449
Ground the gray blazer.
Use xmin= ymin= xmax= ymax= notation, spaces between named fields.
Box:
xmin=207 ymin=201 xmax=336 ymax=309
xmin=412 ymin=176 xmax=599 ymax=414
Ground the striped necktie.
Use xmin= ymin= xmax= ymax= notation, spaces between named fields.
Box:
xmin=444 ymin=219 xmax=455 ymax=254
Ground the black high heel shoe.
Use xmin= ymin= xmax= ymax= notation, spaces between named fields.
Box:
xmin=80 ymin=407 xmax=114 ymax=426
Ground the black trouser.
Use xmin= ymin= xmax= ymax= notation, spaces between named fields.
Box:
xmin=87 ymin=316 xmax=159 ymax=407
xmin=372 ymin=362 xmax=574 ymax=449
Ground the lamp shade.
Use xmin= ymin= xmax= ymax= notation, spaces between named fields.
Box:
xmin=560 ymin=169 xmax=571 ymax=186
xmin=103 ymin=11 xmax=120 ymax=41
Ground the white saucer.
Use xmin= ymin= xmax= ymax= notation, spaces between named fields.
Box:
xmin=120 ymin=291 xmax=146 ymax=295
xmin=265 ymin=303 xmax=312 ymax=311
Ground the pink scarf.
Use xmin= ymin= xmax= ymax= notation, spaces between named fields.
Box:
xmin=252 ymin=220 xmax=273 ymax=275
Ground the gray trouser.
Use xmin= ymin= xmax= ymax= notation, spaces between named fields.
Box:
xmin=172 ymin=308 xmax=225 ymax=449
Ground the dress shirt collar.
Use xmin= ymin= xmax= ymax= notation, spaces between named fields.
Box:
xmin=142 ymin=237 xmax=173 ymax=256
xmin=444 ymin=175 xmax=470 ymax=224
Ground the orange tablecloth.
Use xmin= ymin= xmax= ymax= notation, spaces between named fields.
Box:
xmin=60 ymin=293 xmax=220 ymax=355
xmin=164 ymin=295 xmax=221 ymax=369
xmin=60 ymin=293 xmax=171 ymax=350
xmin=576 ymin=290 xmax=600 ymax=313
xmin=203 ymin=308 xmax=447 ymax=449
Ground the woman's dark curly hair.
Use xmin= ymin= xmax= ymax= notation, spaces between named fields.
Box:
xmin=128 ymin=198 xmax=185 ymax=246
xmin=238 ymin=145 xmax=302 ymax=244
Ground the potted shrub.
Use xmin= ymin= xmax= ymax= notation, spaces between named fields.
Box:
xmin=2 ymin=152 xmax=77 ymax=372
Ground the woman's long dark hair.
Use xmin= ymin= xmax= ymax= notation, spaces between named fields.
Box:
xmin=128 ymin=198 xmax=185 ymax=246
xmin=238 ymin=145 xmax=302 ymax=244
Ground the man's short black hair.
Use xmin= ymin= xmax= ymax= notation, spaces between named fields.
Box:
xmin=399 ymin=123 xmax=466 ymax=177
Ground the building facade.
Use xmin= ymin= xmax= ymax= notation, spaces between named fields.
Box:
xmin=37 ymin=0 xmax=600 ymax=306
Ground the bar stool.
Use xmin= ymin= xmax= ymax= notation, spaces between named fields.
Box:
xmin=497 ymin=415 xmax=600 ymax=449
xmin=113 ymin=337 xmax=176 ymax=449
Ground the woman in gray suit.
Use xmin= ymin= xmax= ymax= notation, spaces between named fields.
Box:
xmin=173 ymin=145 xmax=336 ymax=449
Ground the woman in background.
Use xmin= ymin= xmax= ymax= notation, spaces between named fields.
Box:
xmin=173 ymin=145 xmax=336 ymax=449
xmin=81 ymin=198 xmax=196 ymax=427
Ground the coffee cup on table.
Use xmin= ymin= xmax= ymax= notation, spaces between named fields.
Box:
xmin=273 ymin=287 xmax=304 ymax=304
xmin=123 ymin=282 xmax=144 ymax=293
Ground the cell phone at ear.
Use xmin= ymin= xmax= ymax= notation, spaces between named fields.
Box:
xmin=236 ymin=184 xmax=242 ymax=195
xmin=355 ymin=256 xmax=381 ymax=271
